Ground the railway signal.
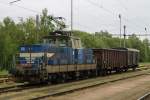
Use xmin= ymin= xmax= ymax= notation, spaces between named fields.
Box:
xmin=71 ymin=0 xmax=73 ymax=31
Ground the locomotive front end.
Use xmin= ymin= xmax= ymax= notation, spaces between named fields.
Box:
xmin=12 ymin=45 xmax=50 ymax=82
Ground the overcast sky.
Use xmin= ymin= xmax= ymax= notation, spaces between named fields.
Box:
xmin=0 ymin=0 xmax=149 ymax=38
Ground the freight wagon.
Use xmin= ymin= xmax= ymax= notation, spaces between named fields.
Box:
xmin=93 ymin=48 xmax=139 ymax=75
xmin=11 ymin=31 xmax=139 ymax=83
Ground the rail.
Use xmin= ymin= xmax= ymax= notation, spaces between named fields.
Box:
xmin=137 ymin=92 xmax=150 ymax=100
xmin=30 ymin=70 xmax=150 ymax=100
xmin=0 ymin=66 xmax=149 ymax=99
xmin=0 ymin=75 xmax=13 ymax=83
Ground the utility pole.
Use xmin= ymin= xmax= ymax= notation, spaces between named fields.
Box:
xmin=145 ymin=27 xmax=147 ymax=39
xmin=144 ymin=27 xmax=148 ymax=61
xmin=119 ymin=14 xmax=122 ymax=47
xmin=36 ymin=15 xmax=39 ymax=42
xmin=123 ymin=25 xmax=126 ymax=48
xmin=71 ymin=0 xmax=73 ymax=31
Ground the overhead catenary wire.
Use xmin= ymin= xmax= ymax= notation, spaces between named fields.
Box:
xmin=0 ymin=0 xmax=149 ymax=36
xmin=115 ymin=0 xmax=128 ymax=11
xmin=0 ymin=1 xmax=40 ymax=13
xmin=0 ymin=1 xmax=131 ymax=31
xmin=0 ymin=1 xmax=69 ymax=30
xmin=115 ymin=0 xmax=146 ymax=31
xmin=0 ymin=0 xmax=95 ymax=32
xmin=85 ymin=0 xmax=146 ymax=34
xmin=86 ymin=0 xmax=114 ymax=16
xmin=75 ymin=0 xmax=145 ymax=35
xmin=117 ymin=0 xmax=148 ymax=35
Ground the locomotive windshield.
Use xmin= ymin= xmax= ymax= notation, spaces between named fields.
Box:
xmin=43 ymin=36 xmax=71 ymax=47
xmin=43 ymin=31 xmax=82 ymax=48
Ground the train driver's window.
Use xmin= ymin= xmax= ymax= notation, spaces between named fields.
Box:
xmin=59 ymin=39 xmax=67 ymax=47
xmin=43 ymin=39 xmax=56 ymax=46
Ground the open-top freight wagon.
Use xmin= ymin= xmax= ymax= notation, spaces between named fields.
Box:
xmin=93 ymin=48 xmax=139 ymax=75
xmin=11 ymin=31 xmax=139 ymax=83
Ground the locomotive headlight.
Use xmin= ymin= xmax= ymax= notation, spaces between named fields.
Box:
xmin=47 ymin=53 xmax=55 ymax=58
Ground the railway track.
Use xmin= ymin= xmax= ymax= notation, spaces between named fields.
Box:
xmin=0 ymin=75 xmax=9 ymax=78
xmin=138 ymin=92 xmax=150 ymax=100
xmin=0 ymin=68 xmax=149 ymax=100
xmin=30 ymin=70 xmax=150 ymax=100
xmin=0 ymin=75 xmax=13 ymax=84
xmin=0 ymin=82 xmax=51 ymax=95
xmin=0 ymin=67 xmax=146 ymax=94
xmin=0 ymin=64 xmax=147 ymax=85
xmin=0 ymin=83 xmax=34 ymax=94
xmin=0 ymin=78 xmax=13 ymax=84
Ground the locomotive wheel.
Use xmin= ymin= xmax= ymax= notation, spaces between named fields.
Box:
xmin=62 ymin=73 xmax=68 ymax=83
xmin=107 ymin=70 xmax=112 ymax=75
xmin=123 ymin=68 xmax=126 ymax=72
xmin=100 ymin=69 xmax=107 ymax=76
xmin=132 ymin=67 xmax=136 ymax=71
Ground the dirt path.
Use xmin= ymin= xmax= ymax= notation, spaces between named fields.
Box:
xmin=46 ymin=74 xmax=150 ymax=100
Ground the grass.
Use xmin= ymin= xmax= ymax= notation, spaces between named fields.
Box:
xmin=139 ymin=62 xmax=150 ymax=66
xmin=0 ymin=70 xmax=8 ymax=76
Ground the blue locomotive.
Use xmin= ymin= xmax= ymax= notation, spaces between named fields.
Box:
xmin=12 ymin=31 xmax=139 ymax=83
xmin=13 ymin=31 xmax=96 ymax=82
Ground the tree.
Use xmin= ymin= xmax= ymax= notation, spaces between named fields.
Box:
xmin=0 ymin=9 xmax=66 ymax=70
xmin=0 ymin=9 xmax=150 ymax=70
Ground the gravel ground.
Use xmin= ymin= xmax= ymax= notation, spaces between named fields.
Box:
xmin=45 ymin=74 xmax=150 ymax=100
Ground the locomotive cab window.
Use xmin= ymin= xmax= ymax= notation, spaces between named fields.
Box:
xmin=43 ymin=37 xmax=70 ymax=47
xmin=58 ymin=38 xmax=68 ymax=47
xmin=43 ymin=38 xmax=56 ymax=46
